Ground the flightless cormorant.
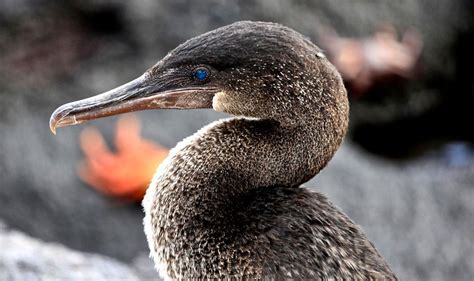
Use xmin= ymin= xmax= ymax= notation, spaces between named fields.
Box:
xmin=51 ymin=21 xmax=397 ymax=280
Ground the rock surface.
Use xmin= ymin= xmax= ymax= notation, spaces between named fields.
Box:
xmin=0 ymin=221 xmax=143 ymax=281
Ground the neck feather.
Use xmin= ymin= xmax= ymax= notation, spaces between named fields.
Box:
xmin=143 ymin=109 xmax=347 ymax=277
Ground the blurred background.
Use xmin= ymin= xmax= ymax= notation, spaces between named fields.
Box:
xmin=0 ymin=0 xmax=473 ymax=280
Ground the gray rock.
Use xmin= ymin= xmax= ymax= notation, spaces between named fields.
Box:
xmin=0 ymin=222 xmax=141 ymax=281
xmin=131 ymin=253 xmax=161 ymax=281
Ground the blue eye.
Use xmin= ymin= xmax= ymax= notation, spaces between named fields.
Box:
xmin=194 ymin=67 xmax=209 ymax=81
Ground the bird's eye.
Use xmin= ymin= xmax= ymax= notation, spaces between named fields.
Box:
xmin=193 ymin=67 xmax=209 ymax=82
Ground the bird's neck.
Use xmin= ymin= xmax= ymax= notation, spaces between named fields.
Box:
xmin=144 ymin=115 xmax=344 ymax=224
xmin=143 ymin=114 xmax=346 ymax=277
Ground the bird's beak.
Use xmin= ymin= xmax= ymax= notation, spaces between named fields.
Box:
xmin=49 ymin=74 xmax=219 ymax=134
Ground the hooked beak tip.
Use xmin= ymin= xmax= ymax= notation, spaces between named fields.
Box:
xmin=49 ymin=114 xmax=59 ymax=135
xmin=49 ymin=106 xmax=76 ymax=135
xmin=49 ymin=110 xmax=59 ymax=135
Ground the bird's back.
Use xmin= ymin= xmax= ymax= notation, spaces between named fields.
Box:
xmin=217 ymin=186 xmax=398 ymax=280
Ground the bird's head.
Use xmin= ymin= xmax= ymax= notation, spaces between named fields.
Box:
xmin=50 ymin=21 xmax=347 ymax=133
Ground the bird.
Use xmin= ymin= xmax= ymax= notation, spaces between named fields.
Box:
xmin=50 ymin=21 xmax=397 ymax=280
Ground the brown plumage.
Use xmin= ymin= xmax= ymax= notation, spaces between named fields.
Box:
xmin=50 ymin=21 xmax=397 ymax=280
